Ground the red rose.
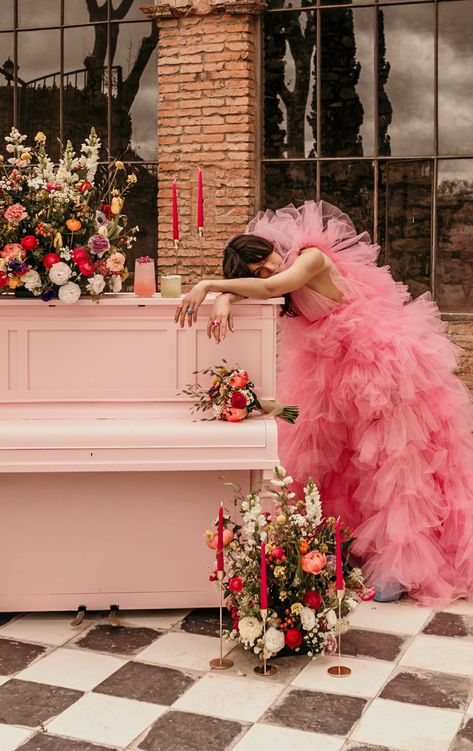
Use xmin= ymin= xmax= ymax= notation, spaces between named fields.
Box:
xmin=101 ymin=203 xmax=113 ymax=219
xmin=46 ymin=182 xmax=61 ymax=193
xmin=21 ymin=235 xmax=38 ymax=251
xmin=271 ymin=547 xmax=285 ymax=561
xmin=303 ymin=590 xmax=322 ymax=610
xmin=79 ymin=180 xmax=92 ymax=193
xmin=232 ymin=619 xmax=239 ymax=630
xmin=43 ymin=252 xmax=61 ymax=269
xmin=228 ymin=577 xmax=243 ymax=593
xmin=209 ymin=572 xmax=217 ymax=582
xmin=79 ymin=259 xmax=95 ymax=276
xmin=231 ymin=607 xmax=239 ymax=619
xmin=231 ymin=391 xmax=247 ymax=409
xmin=285 ymin=628 xmax=303 ymax=650
xmin=0 ymin=272 xmax=8 ymax=288
xmin=72 ymin=248 xmax=89 ymax=264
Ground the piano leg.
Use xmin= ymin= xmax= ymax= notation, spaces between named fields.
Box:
xmin=250 ymin=468 xmax=274 ymax=511
xmin=70 ymin=605 xmax=87 ymax=627
xmin=108 ymin=604 xmax=120 ymax=628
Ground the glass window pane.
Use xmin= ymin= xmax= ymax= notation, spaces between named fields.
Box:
xmin=378 ymin=160 xmax=432 ymax=299
xmin=0 ymin=34 xmax=14 ymax=139
xmin=110 ymin=22 xmax=158 ymax=161
xmin=321 ymin=0 xmax=375 ymax=5
xmin=63 ymin=25 xmax=109 ymax=159
xmin=19 ymin=0 xmax=61 ymax=28
xmin=320 ymin=160 xmax=374 ymax=236
xmin=0 ymin=2 xmax=14 ymax=31
xmin=436 ymin=160 xmax=473 ymax=312
xmin=17 ymin=30 xmax=61 ymax=160
xmin=111 ymin=0 xmax=149 ymax=21
xmin=65 ymin=0 xmax=104 ymax=25
xmin=123 ymin=162 xmax=158 ymax=276
xmin=321 ymin=7 xmax=375 ymax=157
xmin=379 ymin=0 xmax=427 ymax=3
xmin=267 ymin=0 xmax=316 ymax=9
xmin=263 ymin=10 xmax=316 ymax=159
xmin=263 ymin=161 xmax=316 ymax=209
xmin=438 ymin=1 xmax=473 ymax=156
xmin=379 ymin=5 xmax=434 ymax=157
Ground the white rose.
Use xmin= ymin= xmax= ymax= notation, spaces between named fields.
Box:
xmin=264 ymin=627 xmax=285 ymax=653
xmin=111 ymin=275 xmax=122 ymax=293
xmin=346 ymin=597 xmax=359 ymax=612
xmin=325 ymin=609 xmax=338 ymax=628
xmin=58 ymin=281 xmax=81 ymax=304
xmin=86 ymin=274 xmax=106 ymax=295
xmin=98 ymin=225 xmax=108 ymax=237
xmin=238 ymin=616 xmax=263 ymax=642
xmin=49 ymin=261 xmax=72 ymax=285
xmin=22 ymin=269 xmax=41 ymax=291
xmin=300 ymin=607 xmax=316 ymax=631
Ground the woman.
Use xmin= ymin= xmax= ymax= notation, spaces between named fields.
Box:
xmin=175 ymin=201 xmax=473 ymax=607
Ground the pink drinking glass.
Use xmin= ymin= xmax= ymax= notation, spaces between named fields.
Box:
xmin=134 ymin=256 xmax=156 ymax=297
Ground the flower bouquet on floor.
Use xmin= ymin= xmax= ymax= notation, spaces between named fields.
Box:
xmin=205 ymin=466 xmax=374 ymax=659
xmin=0 ymin=127 xmax=139 ymax=302
xmin=182 ymin=361 xmax=299 ymax=423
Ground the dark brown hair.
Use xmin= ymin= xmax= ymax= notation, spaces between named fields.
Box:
xmin=223 ymin=234 xmax=298 ymax=317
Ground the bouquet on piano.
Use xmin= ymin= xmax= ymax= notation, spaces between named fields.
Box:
xmin=182 ymin=361 xmax=299 ymax=423
xmin=0 ymin=127 xmax=138 ymax=303
xmin=206 ymin=467 xmax=373 ymax=659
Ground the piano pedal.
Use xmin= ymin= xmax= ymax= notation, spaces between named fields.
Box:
xmin=108 ymin=604 xmax=120 ymax=628
xmin=70 ymin=605 xmax=87 ymax=628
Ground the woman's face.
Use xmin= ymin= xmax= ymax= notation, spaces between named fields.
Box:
xmin=248 ymin=251 xmax=282 ymax=279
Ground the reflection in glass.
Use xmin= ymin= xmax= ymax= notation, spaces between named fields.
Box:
xmin=380 ymin=5 xmax=434 ymax=157
xmin=438 ymin=2 xmax=473 ymax=156
xmin=123 ymin=163 xmax=158 ymax=273
xmin=65 ymin=0 xmax=104 ymax=26
xmin=0 ymin=34 xmax=14 ymax=140
xmin=436 ymin=160 xmax=473 ymax=312
xmin=263 ymin=161 xmax=316 ymax=210
xmin=320 ymin=161 xmax=374 ymax=236
xmin=110 ymin=21 xmax=158 ymax=161
xmin=19 ymin=0 xmax=61 ymax=28
xmin=17 ymin=30 xmax=61 ymax=160
xmin=63 ymin=26 xmax=109 ymax=158
xmin=111 ymin=0 xmax=149 ymax=21
xmin=0 ymin=2 xmax=14 ymax=31
xmin=378 ymin=160 xmax=432 ymax=299
xmin=320 ymin=8 xmax=374 ymax=157
xmin=264 ymin=10 xmax=316 ymax=158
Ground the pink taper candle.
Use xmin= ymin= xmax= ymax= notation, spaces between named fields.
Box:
xmin=260 ymin=541 xmax=268 ymax=609
xmin=172 ymin=180 xmax=179 ymax=241
xmin=197 ymin=168 xmax=204 ymax=230
xmin=335 ymin=517 xmax=344 ymax=591
xmin=217 ymin=503 xmax=224 ymax=572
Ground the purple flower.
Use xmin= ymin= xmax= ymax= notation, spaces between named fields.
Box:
xmin=9 ymin=260 xmax=28 ymax=274
xmin=87 ymin=234 xmax=110 ymax=257
xmin=40 ymin=288 xmax=55 ymax=302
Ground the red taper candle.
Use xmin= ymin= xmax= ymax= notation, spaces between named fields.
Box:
xmin=197 ymin=168 xmax=204 ymax=230
xmin=172 ymin=180 xmax=179 ymax=241
xmin=217 ymin=503 xmax=224 ymax=572
xmin=335 ymin=517 xmax=344 ymax=591
xmin=260 ymin=541 xmax=268 ymax=609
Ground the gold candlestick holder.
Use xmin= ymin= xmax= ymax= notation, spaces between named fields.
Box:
xmin=254 ymin=609 xmax=278 ymax=677
xmin=209 ymin=571 xmax=233 ymax=670
xmin=327 ymin=590 xmax=352 ymax=677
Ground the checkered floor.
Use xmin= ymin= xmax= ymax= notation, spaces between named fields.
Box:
xmin=0 ymin=599 xmax=471 ymax=751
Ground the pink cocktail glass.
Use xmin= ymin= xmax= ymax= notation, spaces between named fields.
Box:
xmin=134 ymin=257 xmax=156 ymax=297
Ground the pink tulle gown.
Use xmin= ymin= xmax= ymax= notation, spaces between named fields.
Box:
xmin=246 ymin=201 xmax=473 ymax=607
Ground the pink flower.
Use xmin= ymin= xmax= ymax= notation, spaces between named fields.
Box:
xmin=1 ymin=243 xmax=25 ymax=261
xmin=87 ymin=234 xmax=110 ymax=257
xmin=229 ymin=371 xmax=249 ymax=389
xmin=224 ymin=408 xmax=247 ymax=423
xmin=106 ymin=252 xmax=126 ymax=273
xmin=4 ymin=203 xmax=27 ymax=224
xmin=301 ymin=550 xmax=327 ymax=575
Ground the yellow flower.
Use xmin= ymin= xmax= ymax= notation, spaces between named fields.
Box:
xmin=111 ymin=196 xmax=124 ymax=216
xmin=53 ymin=232 xmax=63 ymax=249
xmin=35 ymin=131 xmax=47 ymax=144
xmin=319 ymin=543 xmax=328 ymax=553
xmin=291 ymin=602 xmax=303 ymax=615
xmin=115 ymin=160 xmax=125 ymax=170
xmin=273 ymin=565 xmax=286 ymax=578
xmin=7 ymin=276 xmax=21 ymax=289
xmin=21 ymin=152 xmax=31 ymax=161
xmin=0 ymin=154 xmax=4 ymax=162
xmin=111 ymin=188 xmax=120 ymax=196
xmin=276 ymin=514 xmax=286 ymax=525
xmin=279 ymin=591 xmax=288 ymax=600
xmin=127 ymin=173 xmax=137 ymax=184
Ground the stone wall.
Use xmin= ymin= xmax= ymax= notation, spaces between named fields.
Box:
xmin=444 ymin=316 xmax=473 ymax=395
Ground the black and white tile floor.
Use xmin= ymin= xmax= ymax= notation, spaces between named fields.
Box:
xmin=0 ymin=598 xmax=471 ymax=751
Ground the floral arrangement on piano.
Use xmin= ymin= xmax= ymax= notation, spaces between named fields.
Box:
xmin=205 ymin=466 xmax=374 ymax=658
xmin=0 ymin=127 xmax=138 ymax=303
xmin=182 ymin=362 xmax=299 ymax=423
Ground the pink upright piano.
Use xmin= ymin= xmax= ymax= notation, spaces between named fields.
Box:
xmin=0 ymin=294 xmax=281 ymax=612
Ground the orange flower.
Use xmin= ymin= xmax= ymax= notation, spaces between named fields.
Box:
xmin=299 ymin=539 xmax=310 ymax=554
xmin=301 ymin=550 xmax=326 ymax=575
xmin=66 ymin=218 xmax=82 ymax=232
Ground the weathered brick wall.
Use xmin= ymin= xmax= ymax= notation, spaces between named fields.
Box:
xmin=444 ymin=316 xmax=473 ymax=396
xmin=151 ymin=3 xmax=261 ymax=284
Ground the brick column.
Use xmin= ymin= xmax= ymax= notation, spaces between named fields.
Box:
xmin=141 ymin=0 xmax=265 ymax=285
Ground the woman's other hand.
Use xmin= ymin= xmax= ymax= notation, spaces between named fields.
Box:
xmin=207 ymin=294 xmax=235 ymax=343
xmin=175 ymin=281 xmax=208 ymax=328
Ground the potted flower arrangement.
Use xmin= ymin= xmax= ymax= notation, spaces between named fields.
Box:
xmin=0 ymin=127 xmax=138 ymax=302
xmin=205 ymin=466 xmax=375 ymax=659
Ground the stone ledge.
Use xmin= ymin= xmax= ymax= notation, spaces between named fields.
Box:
xmin=140 ymin=0 xmax=267 ymax=18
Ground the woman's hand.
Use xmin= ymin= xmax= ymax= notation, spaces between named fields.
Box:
xmin=207 ymin=294 xmax=235 ymax=343
xmin=175 ymin=281 xmax=208 ymax=328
